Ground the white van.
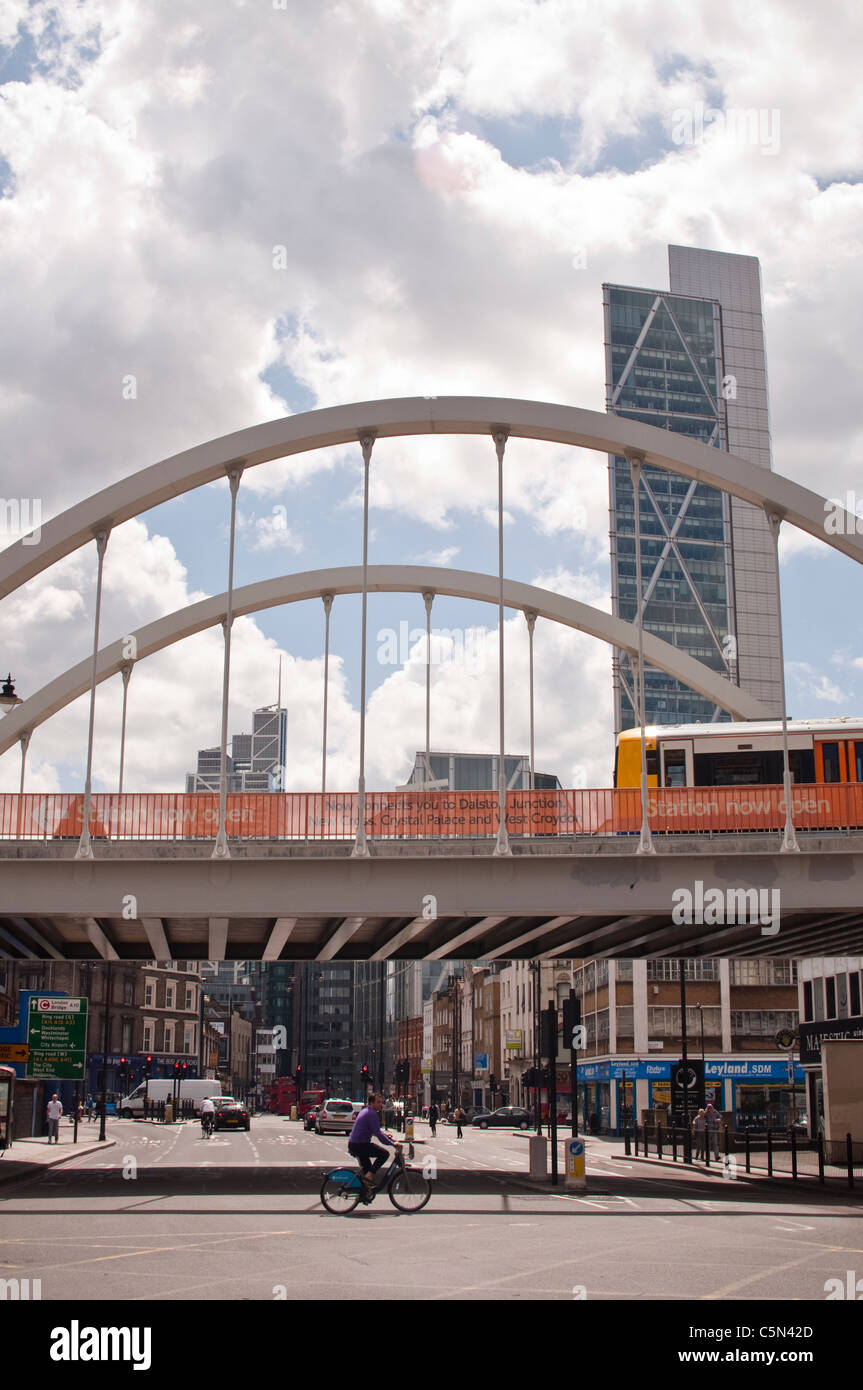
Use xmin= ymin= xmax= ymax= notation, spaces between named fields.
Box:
xmin=119 ymin=1079 xmax=221 ymax=1118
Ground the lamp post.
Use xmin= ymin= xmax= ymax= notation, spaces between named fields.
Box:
xmin=99 ymin=961 xmax=112 ymax=1143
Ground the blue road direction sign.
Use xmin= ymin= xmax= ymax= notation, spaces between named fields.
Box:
xmin=26 ymin=996 xmax=88 ymax=1080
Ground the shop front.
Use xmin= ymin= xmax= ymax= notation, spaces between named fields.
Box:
xmin=578 ymin=1058 xmax=807 ymax=1133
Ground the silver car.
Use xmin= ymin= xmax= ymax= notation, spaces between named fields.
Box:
xmin=315 ymin=1099 xmax=359 ymax=1135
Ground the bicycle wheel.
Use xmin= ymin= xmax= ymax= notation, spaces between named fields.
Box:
xmin=320 ymin=1170 xmax=363 ymax=1215
xmin=388 ymin=1168 xmax=432 ymax=1213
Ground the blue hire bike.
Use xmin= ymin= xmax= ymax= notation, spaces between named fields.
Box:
xmin=320 ymin=1144 xmax=431 ymax=1215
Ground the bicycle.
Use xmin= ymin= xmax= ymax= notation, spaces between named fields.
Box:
xmin=320 ymin=1143 xmax=431 ymax=1215
xmin=201 ymin=1112 xmax=215 ymax=1139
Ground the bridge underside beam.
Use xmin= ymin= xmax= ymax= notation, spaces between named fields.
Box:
xmin=2 ymin=843 xmax=863 ymax=958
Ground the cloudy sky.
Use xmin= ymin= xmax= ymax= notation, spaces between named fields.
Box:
xmin=0 ymin=0 xmax=862 ymax=798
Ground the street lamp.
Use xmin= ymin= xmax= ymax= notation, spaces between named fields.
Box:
xmin=0 ymin=674 xmax=22 ymax=711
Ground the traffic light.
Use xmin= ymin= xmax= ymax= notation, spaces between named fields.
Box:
xmin=294 ymin=1065 xmax=302 ymax=1089
xmin=489 ymin=1073 xmax=496 ymax=1091
xmin=172 ymin=1062 xmax=180 ymax=1078
xmin=541 ymin=1003 xmax=558 ymax=1061
xmin=361 ymin=1064 xmax=370 ymax=1089
xmin=143 ymin=1056 xmax=152 ymax=1079
xmin=118 ymin=1057 xmax=127 ymax=1085
xmin=180 ymin=1062 xmax=189 ymax=1079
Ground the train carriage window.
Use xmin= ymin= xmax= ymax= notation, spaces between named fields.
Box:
xmin=854 ymin=742 xmax=863 ymax=782
xmin=663 ymin=749 xmax=686 ymax=787
xmin=821 ymin=742 xmax=841 ymax=783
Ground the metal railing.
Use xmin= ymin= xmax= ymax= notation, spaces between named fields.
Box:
xmin=3 ymin=784 xmax=863 ymax=842
xmin=628 ymin=1122 xmax=862 ymax=1188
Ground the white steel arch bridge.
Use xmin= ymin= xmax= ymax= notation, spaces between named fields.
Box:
xmin=2 ymin=396 xmax=863 ymax=961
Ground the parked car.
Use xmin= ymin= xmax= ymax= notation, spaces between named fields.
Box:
xmin=472 ymin=1106 xmax=531 ymax=1130
xmin=213 ymin=1098 xmax=250 ymax=1132
xmin=315 ymin=1099 xmax=359 ymax=1135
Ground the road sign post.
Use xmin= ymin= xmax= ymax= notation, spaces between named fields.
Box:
xmin=565 ymin=1138 xmax=586 ymax=1191
xmin=26 ymin=997 xmax=87 ymax=1081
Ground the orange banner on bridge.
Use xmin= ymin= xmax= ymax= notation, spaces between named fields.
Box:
xmin=2 ymin=784 xmax=863 ymax=840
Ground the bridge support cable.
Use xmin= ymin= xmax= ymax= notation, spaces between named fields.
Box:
xmin=493 ymin=429 xmax=512 ymax=856
xmin=352 ymin=433 xmax=376 ymax=859
xmin=766 ymin=510 xmax=800 ymax=854
xmin=117 ymin=661 xmax=133 ymax=795
xmin=213 ymin=470 xmax=243 ymax=860
xmin=423 ymin=589 xmax=435 ymax=784
xmin=321 ymin=593 xmax=334 ymax=795
xmin=626 ymin=455 xmax=655 ymax=856
xmin=14 ymin=730 xmax=31 ymax=840
xmin=525 ymin=610 xmax=537 ymax=791
xmin=76 ymin=529 xmax=111 ymax=861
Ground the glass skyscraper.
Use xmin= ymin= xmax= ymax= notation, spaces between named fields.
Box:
xmin=604 ymin=245 xmax=783 ymax=733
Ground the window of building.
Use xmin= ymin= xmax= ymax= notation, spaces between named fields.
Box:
xmin=596 ymin=960 xmax=608 ymax=988
xmin=730 ymin=960 xmax=796 ymax=986
xmin=121 ymin=1019 xmax=133 ymax=1052
xmin=730 ymin=1011 xmax=798 ymax=1037
xmin=165 ymin=983 xmax=176 ymax=1011
xmin=124 ymin=976 xmax=135 ymax=1005
xmin=616 ymin=961 xmax=634 ymax=982
xmin=825 ymin=977 xmax=836 ymax=1019
xmin=647 ymin=960 xmax=719 ymax=982
xmin=144 ymin=978 xmax=156 ymax=1009
xmin=812 ymin=978 xmax=825 ymax=1021
xmin=184 ymin=1024 xmax=195 ymax=1054
xmin=597 ymin=1011 xmax=610 ymax=1042
xmin=851 ymin=973 xmax=861 ymax=1019
xmin=143 ymin=1021 xmax=155 ymax=1053
xmin=185 ymin=986 xmax=195 ymax=1012
xmin=617 ymin=1006 xmax=634 ymax=1036
xmin=163 ymin=1024 xmax=174 ymax=1053
xmin=648 ymin=1006 xmax=722 ymax=1036
xmin=803 ymin=980 xmax=813 ymax=1022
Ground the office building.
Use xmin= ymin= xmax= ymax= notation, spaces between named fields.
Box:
xmin=185 ymin=703 xmax=287 ymax=793
xmin=604 ymin=245 xmax=783 ymax=733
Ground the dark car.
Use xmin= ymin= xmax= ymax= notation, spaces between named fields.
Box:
xmin=303 ymin=1106 xmax=320 ymax=1132
xmin=472 ymin=1106 xmax=531 ymax=1130
xmin=213 ymin=1099 xmax=250 ymax=1132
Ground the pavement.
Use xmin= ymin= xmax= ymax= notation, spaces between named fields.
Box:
xmin=0 ymin=1122 xmax=115 ymax=1184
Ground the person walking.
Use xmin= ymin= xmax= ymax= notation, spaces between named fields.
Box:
xmin=85 ymin=1093 xmax=95 ymax=1122
xmin=692 ymin=1107 xmax=707 ymax=1161
xmin=46 ymin=1094 xmax=63 ymax=1144
xmin=704 ymin=1103 xmax=721 ymax=1160
xmin=427 ymin=1102 xmax=439 ymax=1137
xmin=454 ymin=1105 xmax=465 ymax=1139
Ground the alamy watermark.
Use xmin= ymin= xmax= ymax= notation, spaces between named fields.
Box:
xmin=377 ymin=621 xmax=486 ymax=673
xmin=1 ymin=497 xmax=41 ymax=545
xmin=671 ymin=880 xmax=780 ymax=936
xmin=671 ymin=102 xmax=780 ymax=156
xmin=824 ymin=494 xmax=863 ymax=535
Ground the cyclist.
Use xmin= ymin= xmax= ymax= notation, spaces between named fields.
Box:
xmin=348 ymin=1093 xmax=398 ymax=1186
xmin=200 ymin=1096 xmax=216 ymax=1137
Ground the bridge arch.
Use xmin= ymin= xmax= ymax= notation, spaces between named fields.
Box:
xmin=0 ymin=564 xmax=773 ymax=757
xmin=2 ymin=395 xmax=861 ymax=599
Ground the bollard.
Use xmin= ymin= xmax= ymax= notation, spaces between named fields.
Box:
xmin=624 ymin=1127 xmax=631 ymax=1157
xmin=405 ymin=1116 xmax=414 ymax=1143
xmin=767 ymin=1127 xmax=773 ymax=1178
xmin=791 ymin=1126 xmax=797 ymax=1182
xmin=745 ymin=1130 xmax=751 ymax=1174
xmin=847 ymin=1132 xmax=854 ymax=1190
xmin=672 ymin=1127 xmax=677 ymax=1163
xmin=529 ymin=1135 xmax=548 ymax=1179
xmin=817 ymin=1132 xmax=825 ymax=1184
xmin=565 ymin=1138 xmax=587 ymax=1191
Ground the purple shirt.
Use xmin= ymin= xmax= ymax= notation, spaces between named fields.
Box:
xmin=349 ymin=1105 xmax=394 ymax=1147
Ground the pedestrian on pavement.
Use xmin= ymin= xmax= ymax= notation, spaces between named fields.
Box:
xmin=85 ymin=1094 xmax=95 ymax=1122
xmin=692 ymin=1108 xmax=707 ymax=1160
xmin=427 ymin=1102 xmax=439 ymax=1137
xmin=454 ymin=1105 xmax=465 ymax=1139
xmin=704 ymin=1104 xmax=721 ymax=1159
xmin=46 ymin=1094 xmax=63 ymax=1144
